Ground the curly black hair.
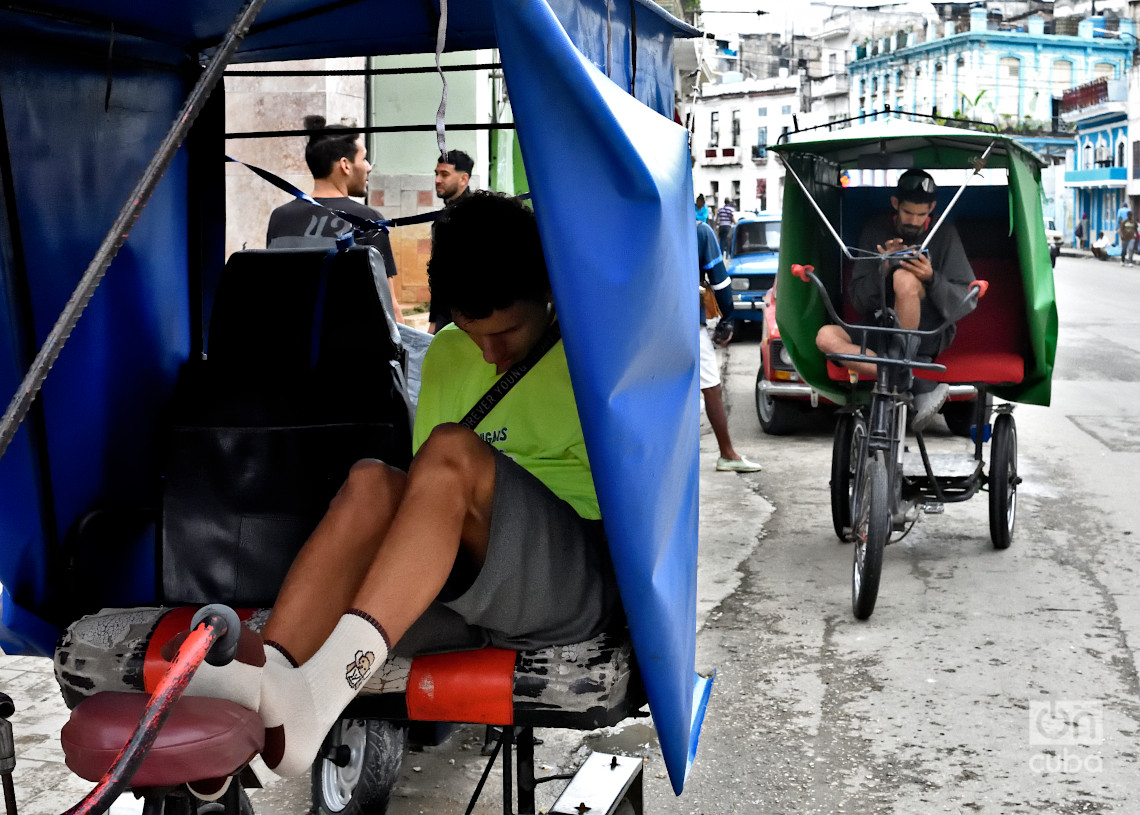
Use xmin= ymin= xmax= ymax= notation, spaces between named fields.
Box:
xmin=302 ymin=115 xmax=361 ymax=179
xmin=428 ymin=190 xmax=550 ymax=321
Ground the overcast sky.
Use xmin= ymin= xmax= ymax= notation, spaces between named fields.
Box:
xmin=695 ymin=1 xmax=942 ymax=39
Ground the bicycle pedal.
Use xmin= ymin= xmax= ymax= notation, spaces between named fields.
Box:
xmin=922 ymin=503 xmax=945 ymax=514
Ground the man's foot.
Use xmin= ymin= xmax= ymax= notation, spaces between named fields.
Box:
xmin=717 ymin=456 xmax=762 ymax=472
xmin=259 ymin=612 xmax=389 ymax=776
xmin=911 ymin=383 xmax=950 ymax=432
xmin=172 ymin=626 xmax=266 ymax=711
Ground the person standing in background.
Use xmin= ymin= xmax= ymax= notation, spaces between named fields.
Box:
xmin=267 ymin=115 xmax=404 ymax=323
xmin=429 ymin=150 xmax=476 ymax=333
xmin=716 ymin=198 xmax=736 ymax=254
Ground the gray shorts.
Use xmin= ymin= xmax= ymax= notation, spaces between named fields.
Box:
xmin=393 ymin=452 xmax=620 ymax=656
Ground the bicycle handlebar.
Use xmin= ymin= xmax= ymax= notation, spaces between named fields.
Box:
xmin=790 ymin=263 xmax=986 ymax=341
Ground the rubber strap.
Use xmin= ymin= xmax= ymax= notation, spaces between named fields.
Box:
xmin=460 ymin=319 xmax=561 ymax=430
xmin=434 ymin=0 xmax=449 ymax=158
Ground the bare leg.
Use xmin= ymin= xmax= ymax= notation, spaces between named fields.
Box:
xmin=702 ymin=384 xmax=738 ymax=460
xmin=262 ymin=422 xmax=496 ymax=660
xmin=816 ymin=324 xmax=878 ymax=378
xmin=891 ymin=268 xmax=924 ymax=331
xmin=260 ymin=459 xmax=407 ymax=663
xmin=255 ymin=423 xmax=500 ymax=776
xmin=346 ymin=423 xmax=496 ymax=646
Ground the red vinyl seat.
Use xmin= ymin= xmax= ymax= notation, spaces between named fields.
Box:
xmin=61 ymin=692 xmax=263 ymax=787
xmin=826 ymin=256 xmax=1028 ymax=386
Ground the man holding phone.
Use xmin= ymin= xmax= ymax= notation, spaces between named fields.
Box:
xmin=816 ymin=169 xmax=976 ymax=430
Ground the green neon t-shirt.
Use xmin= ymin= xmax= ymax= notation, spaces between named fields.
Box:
xmin=412 ymin=324 xmax=600 ymax=520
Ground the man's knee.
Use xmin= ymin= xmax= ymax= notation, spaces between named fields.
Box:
xmin=413 ymin=423 xmax=494 ymax=481
xmin=816 ymin=324 xmax=849 ymax=353
xmin=893 ymin=268 xmax=924 ymax=300
xmin=333 ymin=458 xmax=405 ymax=512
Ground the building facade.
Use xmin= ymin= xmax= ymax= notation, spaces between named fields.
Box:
xmin=849 ymin=10 xmax=1133 ymax=128
xmin=1063 ymin=76 xmax=1130 ymax=247
xmin=689 ymin=77 xmax=800 ymax=214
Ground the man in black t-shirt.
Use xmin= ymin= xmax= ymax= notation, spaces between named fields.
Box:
xmin=267 ymin=116 xmax=404 ymax=323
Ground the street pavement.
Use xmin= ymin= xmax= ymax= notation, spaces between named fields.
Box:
xmin=3 ymin=251 xmax=1139 ymax=813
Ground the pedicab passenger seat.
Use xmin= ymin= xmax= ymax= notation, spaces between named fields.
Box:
xmin=57 ymin=245 xmax=414 ymax=795
xmin=161 ymin=246 xmax=414 ymax=608
xmin=825 ymin=220 xmax=1030 ymax=387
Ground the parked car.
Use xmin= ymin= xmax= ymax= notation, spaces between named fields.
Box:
xmin=725 ymin=212 xmax=781 ymax=322
xmin=755 ymin=278 xmax=833 ymax=434
xmin=1044 ymin=217 xmax=1061 ymax=267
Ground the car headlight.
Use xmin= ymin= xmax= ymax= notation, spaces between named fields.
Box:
xmin=730 ymin=277 xmax=750 ymax=291
xmin=779 ymin=345 xmax=794 ymax=368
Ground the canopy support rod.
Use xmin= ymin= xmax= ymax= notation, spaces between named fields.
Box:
xmin=0 ymin=0 xmax=268 ymax=464
xmin=920 ymin=140 xmax=997 ymax=254
xmin=776 ymin=153 xmax=855 ymax=260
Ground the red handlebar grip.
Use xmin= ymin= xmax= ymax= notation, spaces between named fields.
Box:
xmin=970 ymin=279 xmax=989 ymax=299
xmin=791 ymin=264 xmax=814 ymax=281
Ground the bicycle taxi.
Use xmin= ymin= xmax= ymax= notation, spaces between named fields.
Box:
xmin=0 ymin=2 xmax=713 ymax=813
xmin=769 ymin=113 xmax=1058 ymax=620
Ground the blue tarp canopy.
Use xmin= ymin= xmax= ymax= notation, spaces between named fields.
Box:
xmin=0 ymin=0 xmax=709 ymax=794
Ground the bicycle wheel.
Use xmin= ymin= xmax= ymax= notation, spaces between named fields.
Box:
xmin=852 ymin=456 xmax=889 ymax=620
xmin=988 ymin=413 xmax=1018 ymax=550
xmin=830 ymin=412 xmax=866 ymax=541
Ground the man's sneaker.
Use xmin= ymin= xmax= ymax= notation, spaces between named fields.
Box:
xmin=911 ymin=383 xmax=950 ymax=432
xmin=717 ymin=456 xmax=762 ymax=473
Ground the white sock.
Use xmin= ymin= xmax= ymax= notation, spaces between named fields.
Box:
xmin=259 ymin=611 xmax=389 ymax=776
xmin=179 ymin=627 xmax=265 ymax=711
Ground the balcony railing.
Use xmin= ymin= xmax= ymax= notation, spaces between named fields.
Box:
xmin=1061 ymin=79 xmax=1108 ymax=114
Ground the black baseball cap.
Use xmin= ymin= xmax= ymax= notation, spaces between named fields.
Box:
xmin=897 ymin=169 xmax=936 ymax=203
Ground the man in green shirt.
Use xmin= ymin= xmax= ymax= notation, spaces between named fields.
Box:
xmin=187 ymin=191 xmax=619 ymax=778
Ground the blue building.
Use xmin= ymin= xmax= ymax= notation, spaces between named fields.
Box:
xmin=1062 ymin=76 xmax=1129 ymax=249
xmin=849 ymin=10 xmax=1132 ymax=129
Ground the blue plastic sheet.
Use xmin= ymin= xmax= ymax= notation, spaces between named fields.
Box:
xmin=492 ymin=0 xmax=710 ymax=792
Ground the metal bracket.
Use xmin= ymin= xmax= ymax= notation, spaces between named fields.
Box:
xmin=551 ymin=752 xmax=643 ymax=815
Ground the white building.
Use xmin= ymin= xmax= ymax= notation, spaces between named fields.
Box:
xmin=688 ymin=77 xmax=800 ymax=214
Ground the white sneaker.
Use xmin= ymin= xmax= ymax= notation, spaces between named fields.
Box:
xmin=717 ymin=456 xmax=762 ymax=472
xmin=912 ymin=384 xmax=950 ymax=432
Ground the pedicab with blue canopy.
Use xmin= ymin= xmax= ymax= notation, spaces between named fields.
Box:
xmin=0 ymin=1 xmax=713 ymax=812
xmin=770 ymin=113 xmax=1058 ymax=619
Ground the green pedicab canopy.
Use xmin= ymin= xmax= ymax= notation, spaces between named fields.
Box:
xmin=770 ymin=118 xmax=1058 ymax=407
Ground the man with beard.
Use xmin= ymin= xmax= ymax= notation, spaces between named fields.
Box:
xmin=815 ymin=169 xmax=976 ymax=430
xmin=428 ymin=150 xmax=475 ymax=333
xmin=434 ymin=149 xmax=474 ymax=205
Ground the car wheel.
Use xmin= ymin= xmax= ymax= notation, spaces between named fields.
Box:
xmin=941 ymin=401 xmax=975 ymax=438
xmin=754 ymin=362 xmax=799 ymax=435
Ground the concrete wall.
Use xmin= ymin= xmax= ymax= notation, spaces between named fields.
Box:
xmin=224 ymin=57 xmax=368 ymax=257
